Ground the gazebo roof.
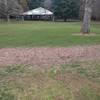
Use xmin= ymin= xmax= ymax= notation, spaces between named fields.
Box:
xmin=23 ymin=7 xmax=53 ymax=15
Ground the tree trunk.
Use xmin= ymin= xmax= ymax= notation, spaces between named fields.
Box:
xmin=82 ymin=7 xmax=92 ymax=34
xmin=81 ymin=0 xmax=95 ymax=34
xmin=7 ymin=14 xmax=10 ymax=22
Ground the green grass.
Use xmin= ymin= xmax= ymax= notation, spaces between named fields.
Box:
xmin=0 ymin=21 xmax=100 ymax=47
xmin=0 ymin=61 xmax=100 ymax=100
xmin=60 ymin=61 xmax=100 ymax=83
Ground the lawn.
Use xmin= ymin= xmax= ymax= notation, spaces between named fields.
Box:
xmin=0 ymin=21 xmax=100 ymax=100
xmin=0 ymin=21 xmax=100 ymax=47
xmin=0 ymin=61 xmax=100 ymax=100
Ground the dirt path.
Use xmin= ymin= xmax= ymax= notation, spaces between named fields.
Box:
xmin=0 ymin=45 xmax=100 ymax=66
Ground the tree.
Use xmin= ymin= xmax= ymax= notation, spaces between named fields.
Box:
xmin=28 ymin=0 xmax=44 ymax=10
xmin=43 ymin=0 xmax=52 ymax=10
xmin=92 ymin=0 xmax=100 ymax=20
xmin=0 ymin=0 xmax=23 ymax=22
xmin=52 ymin=0 xmax=80 ymax=21
xmin=19 ymin=0 xmax=28 ymax=11
xmin=79 ymin=0 xmax=85 ymax=20
xmin=81 ymin=0 xmax=96 ymax=34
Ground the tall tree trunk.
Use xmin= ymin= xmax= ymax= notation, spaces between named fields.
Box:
xmin=82 ymin=4 xmax=92 ymax=33
xmin=81 ymin=0 xmax=95 ymax=34
xmin=4 ymin=0 xmax=10 ymax=22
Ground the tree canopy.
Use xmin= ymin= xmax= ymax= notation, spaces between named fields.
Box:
xmin=52 ymin=0 xmax=80 ymax=21
xmin=0 ymin=0 xmax=100 ymax=21
xmin=0 ymin=0 xmax=23 ymax=21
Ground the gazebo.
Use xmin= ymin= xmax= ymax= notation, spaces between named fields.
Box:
xmin=22 ymin=7 xmax=53 ymax=20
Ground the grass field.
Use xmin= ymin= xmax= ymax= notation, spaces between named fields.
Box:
xmin=0 ymin=21 xmax=100 ymax=47
xmin=0 ymin=21 xmax=100 ymax=100
xmin=0 ymin=61 xmax=100 ymax=100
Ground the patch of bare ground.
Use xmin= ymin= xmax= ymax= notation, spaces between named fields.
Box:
xmin=73 ymin=33 xmax=99 ymax=36
xmin=0 ymin=45 xmax=100 ymax=66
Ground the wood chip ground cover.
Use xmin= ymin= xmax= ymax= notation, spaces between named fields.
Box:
xmin=0 ymin=45 xmax=100 ymax=66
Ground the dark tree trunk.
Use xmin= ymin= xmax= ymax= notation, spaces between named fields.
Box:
xmin=64 ymin=17 xmax=67 ymax=22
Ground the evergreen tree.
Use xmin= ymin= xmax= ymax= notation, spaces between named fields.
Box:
xmin=52 ymin=0 xmax=80 ymax=21
xmin=28 ymin=0 xmax=44 ymax=10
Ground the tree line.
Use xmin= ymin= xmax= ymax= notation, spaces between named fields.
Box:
xmin=19 ymin=0 xmax=100 ymax=21
xmin=20 ymin=0 xmax=80 ymax=21
xmin=0 ymin=0 xmax=99 ymax=21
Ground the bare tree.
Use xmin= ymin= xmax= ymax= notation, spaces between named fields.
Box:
xmin=92 ymin=0 xmax=100 ymax=20
xmin=81 ymin=0 xmax=96 ymax=34
xmin=44 ymin=0 xmax=52 ymax=10
xmin=0 ymin=0 xmax=23 ymax=22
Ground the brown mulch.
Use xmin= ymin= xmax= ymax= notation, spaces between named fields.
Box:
xmin=0 ymin=45 xmax=100 ymax=66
